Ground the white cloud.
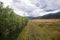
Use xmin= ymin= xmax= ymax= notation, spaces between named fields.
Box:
xmin=13 ymin=7 xmax=29 ymax=16
xmin=31 ymin=0 xmax=60 ymax=11
xmin=0 ymin=0 xmax=13 ymax=7
xmin=11 ymin=0 xmax=46 ymax=17
xmin=0 ymin=0 xmax=60 ymax=17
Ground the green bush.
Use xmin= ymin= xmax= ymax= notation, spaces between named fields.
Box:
xmin=0 ymin=2 xmax=28 ymax=40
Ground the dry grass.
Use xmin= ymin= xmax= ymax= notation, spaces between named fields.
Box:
xmin=17 ymin=19 xmax=60 ymax=40
xmin=31 ymin=19 xmax=60 ymax=40
xmin=31 ymin=19 xmax=60 ymax=23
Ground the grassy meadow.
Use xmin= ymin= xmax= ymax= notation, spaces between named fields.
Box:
xmin=17 ymin=19 xmax=60 ymax=40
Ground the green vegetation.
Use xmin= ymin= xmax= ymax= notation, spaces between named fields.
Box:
xmin=17 ymin=23 xmax=30 ymax=40
xmin=0 ymin=2 xmax=28 ymax=40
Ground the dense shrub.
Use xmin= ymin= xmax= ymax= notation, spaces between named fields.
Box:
xmin=0 ymin=2 xmax=28 ymax=40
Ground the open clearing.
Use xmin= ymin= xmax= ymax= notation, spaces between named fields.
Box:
xmin=17 ymin=19 xmax=60 ymax=40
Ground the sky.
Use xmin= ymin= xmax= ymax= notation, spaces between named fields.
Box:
xmin=0 ymin=0 xmax=60 ymax=17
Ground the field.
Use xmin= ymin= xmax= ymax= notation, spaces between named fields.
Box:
xmin=17 ymin=19 xmax=60 ymax=40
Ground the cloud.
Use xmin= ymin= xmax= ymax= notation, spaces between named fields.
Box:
xmin=11 ymin=0 xmax=46 ymax=16
xmin=0 ymin=0 xmax=60 ymax=17
xmin=0 ymin=0 xmax=13 ymax=7
xmin=31 ymin=0 xmax=60 ymax=11
xmin=13 ymin=7 xmax=29 ymax=16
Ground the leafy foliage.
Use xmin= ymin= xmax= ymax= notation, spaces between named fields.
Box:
xmin=0 ymin=2 xmax=28 ymax=40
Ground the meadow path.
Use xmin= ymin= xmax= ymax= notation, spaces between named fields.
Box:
xmin=28 ymin=21 xmax=37 ymax=40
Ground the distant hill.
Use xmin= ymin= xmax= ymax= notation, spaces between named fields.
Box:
xmin=40 ymin=12 xmax=60 ymax=19
xmin=28 ymin=12 xmax=60 ymax=19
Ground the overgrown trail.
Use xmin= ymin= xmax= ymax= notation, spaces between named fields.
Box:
xmin=28 ymin=21 xmax=37 ymax=40
xmin=17 ymin=21 xmax=38 ymax=40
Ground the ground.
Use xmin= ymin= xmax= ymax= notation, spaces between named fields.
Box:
xmin=17 ymin=19 xmax=60 ymax=40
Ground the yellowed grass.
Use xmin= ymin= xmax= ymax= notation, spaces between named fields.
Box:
xmin=17 ymin=19 xmax=60 ymax=40
xmin=31 ymin=19 xmax=60 ymax=23
xmin=32 ymin=21 xmax=60 ymax=40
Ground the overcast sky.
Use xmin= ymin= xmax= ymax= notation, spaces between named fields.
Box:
xmin=0 ymin=0 xmax=60 ymax=17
